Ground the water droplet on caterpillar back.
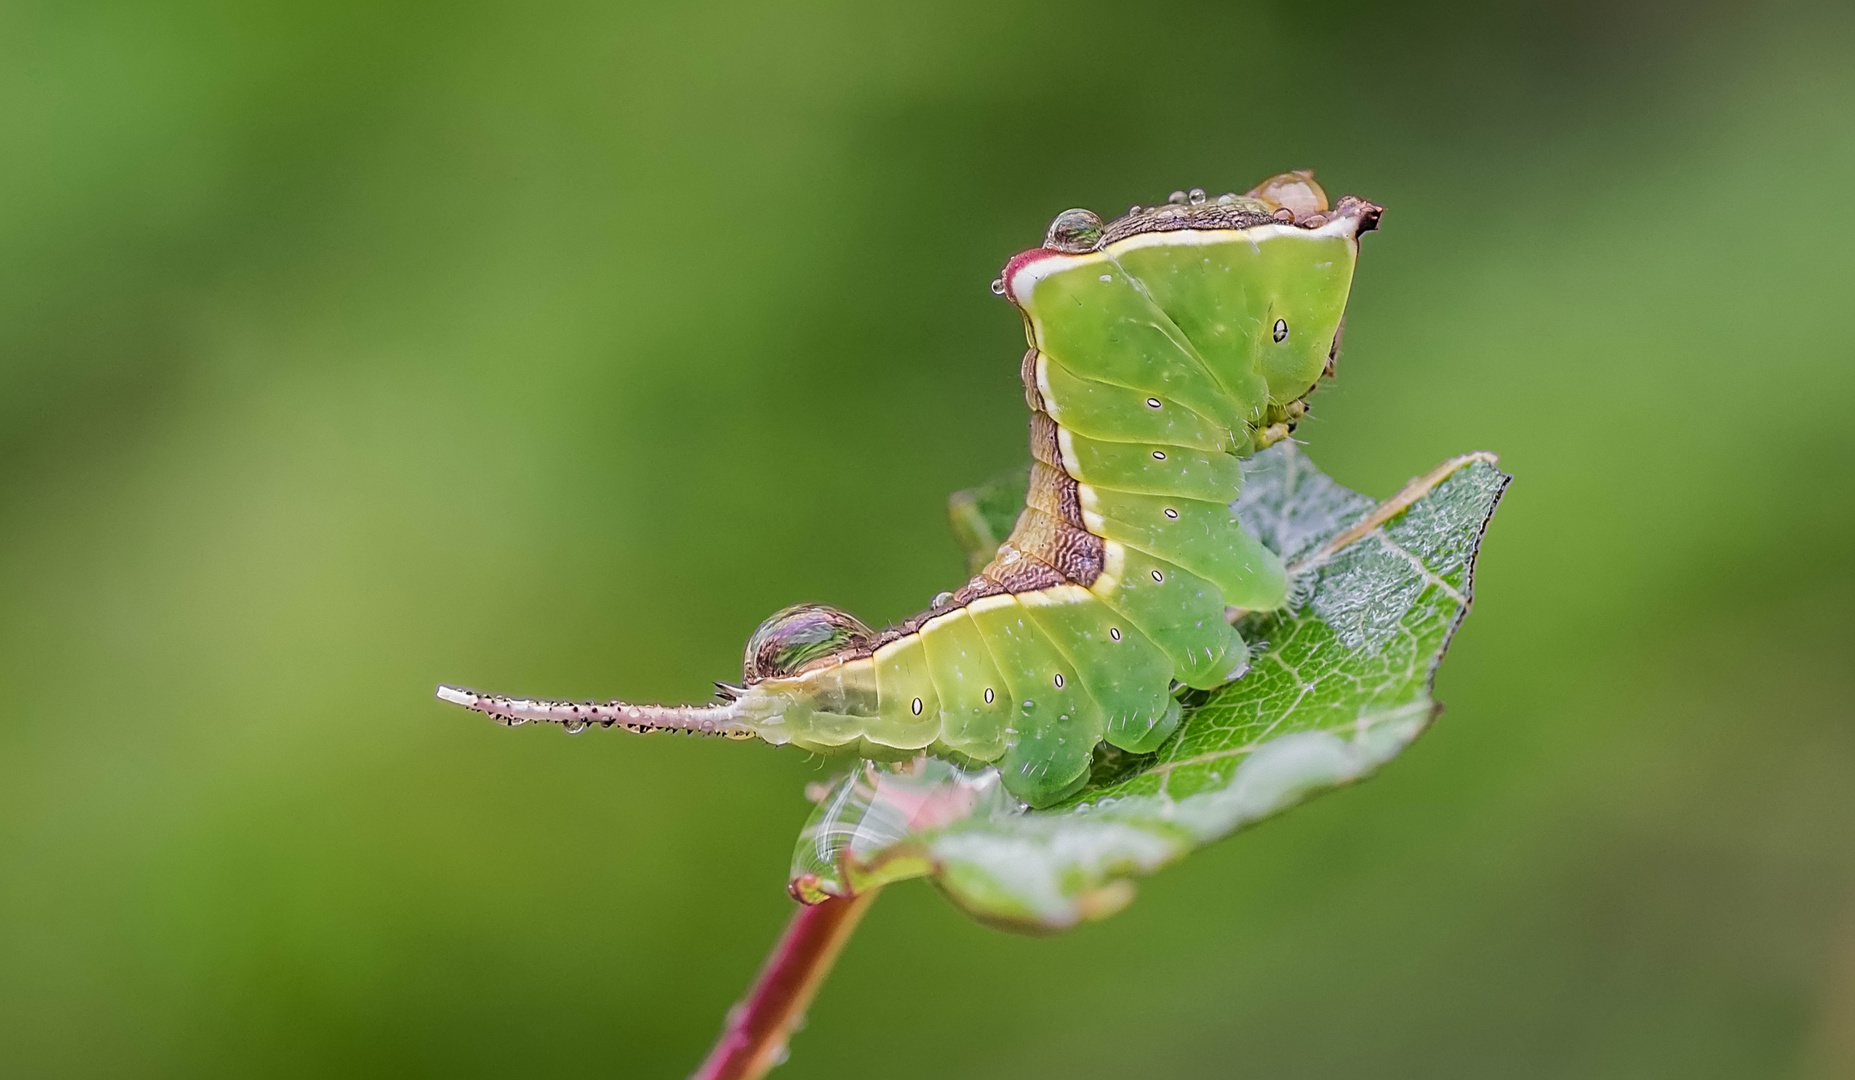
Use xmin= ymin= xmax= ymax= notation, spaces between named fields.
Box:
xmin=1246 ymin=170 xmax=1329 ymax=222
xmin=744 ymin=603 xmax=873 ymax=682
xmin=1043 ymin=208 xmax=1104 ymax=253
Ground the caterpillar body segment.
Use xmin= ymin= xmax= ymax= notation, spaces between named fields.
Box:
xmin=869 ymin=637 xmax=941 ymax=750
xmin=915 ymin=609 xmax=1014 ymax=761
xmin=1018 ymin=585 xmax=1180 ymax=755
xmin=1108 ymin=221 xmax=1361 ymax=407
xmin=1059 ymin=428 xmax=1246 ymax=501
xmin=1018 ymin=260 xmax=1250 ymax=436
xmin=1079 ymin=486 xmax=1290 ymax=611
xmin=439 ymin=173 xmax=1382 ymax=808
xmin=965 ymin=594 xmax=1107 ymax=800
xmin=1089 ymin=542 xmax=1249 ymax=691
xmin=1034 ymin=354 xmax=1236 ymax=453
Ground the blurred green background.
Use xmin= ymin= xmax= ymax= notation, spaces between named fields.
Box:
xmin=3 ymin=0 xmax=1853 ymax=1076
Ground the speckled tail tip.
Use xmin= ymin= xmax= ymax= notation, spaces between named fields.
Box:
xmin=434 ymin=684 xmax=753 ymax=738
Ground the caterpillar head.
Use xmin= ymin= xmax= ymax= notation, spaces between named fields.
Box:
xmin=1003 ymin=171 xmax=1382 ymax=442
xmin=743 ymin=603 xmax=873 ymax=684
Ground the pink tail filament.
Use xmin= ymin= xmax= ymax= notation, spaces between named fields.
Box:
xmin=435 ymin=685 xmax=751 ymax=738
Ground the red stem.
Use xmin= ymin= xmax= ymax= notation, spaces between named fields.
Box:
xmin=690 ymin=889 xmax=882 ymax=1080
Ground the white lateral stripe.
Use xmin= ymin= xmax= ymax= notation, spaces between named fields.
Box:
xmin=1008 ymin=251 xmax=1106 ymax=302
xmin=1007 ymin=215 xmax=1358 ymax=303
xmin=872 ymin=639 xmax=917 ymax=664
xmin=917 ymin=606 xmax=971 ymax=637
xmin=1076 ymin=483 xmax=1104 ymax=534
xmin=1055 ymin=426 xmax=1082 ymax=476
xmin=1105 ymin=215 xmax=1358 ymax=254
xmin=966 ymin=594 xmax=1019 ymax=616
xmin=1091 ymin=541 xmax=1126 ymax=596
xmin=1016 ymin=583 xmax=1092 ymax=608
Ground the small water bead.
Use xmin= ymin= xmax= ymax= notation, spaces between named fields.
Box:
xmin=1187 ymin=187 xmax=1207 ymax=205
xmin=990 ymin=277 xmax=1006 ymax=296
xmin=564 ymin=719 xmax=588 ymax=735
xmin=1167 ymin=190 xmax=1188 ymax=205
xmin=1044 ymin=208 xmax=1104 ymax=253
xmin=1022 ymin=699 xmax=1037 ymax=712
xmin=931 ymin=590 xmax=954 ymax=608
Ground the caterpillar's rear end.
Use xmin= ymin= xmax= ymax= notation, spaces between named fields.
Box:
xmin=440 ymin=171 xmax=1382 ymax=808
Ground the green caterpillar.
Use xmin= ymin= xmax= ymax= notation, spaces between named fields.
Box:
xmin=439 ymin=171 xmax=1382 ymax=808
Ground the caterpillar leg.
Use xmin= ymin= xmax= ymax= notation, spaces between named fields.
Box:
xmin=435 ymin=685 xmax=757 ymax=739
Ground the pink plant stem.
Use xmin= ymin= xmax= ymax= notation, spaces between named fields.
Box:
xmin=690 ymin=889 xmax=882 ymax=1080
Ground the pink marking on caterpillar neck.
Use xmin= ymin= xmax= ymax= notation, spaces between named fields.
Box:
xmin=1000 ymin=247 xmax=1071 ymax=305
xmin=435 ymin=685 xmax=751 ymax=738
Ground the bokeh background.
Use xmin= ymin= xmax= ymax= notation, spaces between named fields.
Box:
xmin=4 ymin=0 xmax=1853 ymax=1075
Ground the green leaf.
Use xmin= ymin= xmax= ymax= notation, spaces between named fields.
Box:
xmin=791 ymin=443 xmax=1509 ymax=933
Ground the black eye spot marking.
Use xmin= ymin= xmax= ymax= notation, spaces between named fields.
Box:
xmin=1164 ymin=507 xmax=1180 ymax=520
xmin=1152 ymin=450 xmax=1167 ymax=460
xmin=1108 ymin=627 xmax=1122 ymax=641
xmin=984 ymin=687 xmax=995 ymax=704
xmin=1151 ymin=569 xmax=1165 ymax=583
xmin=1053 ymin=673 xmax=1065 ymax=689
xmin=1146 ymin=397 xmax=1162 ymax=410
xmin=1273 ymin=318 xmax=1289 ymax=343
xmin=911 ymin=697 xmax=923 ymax=715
